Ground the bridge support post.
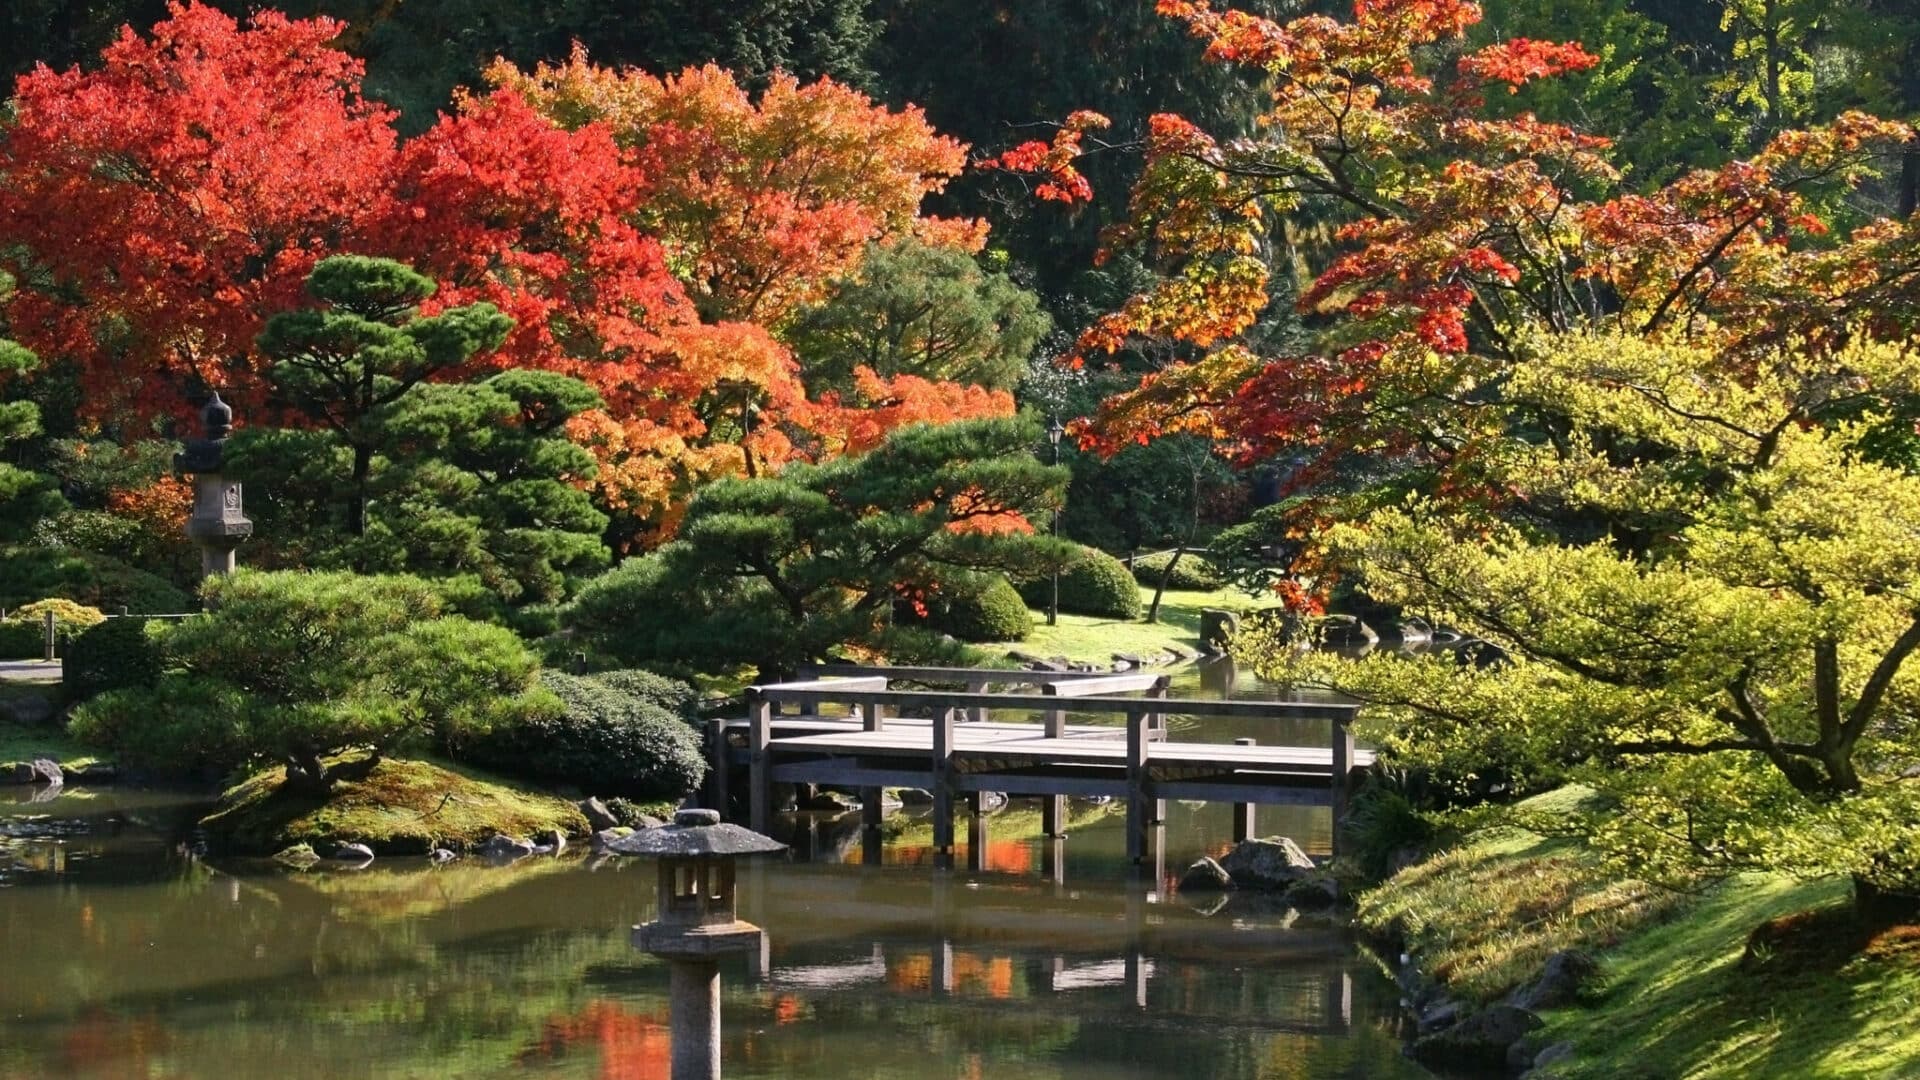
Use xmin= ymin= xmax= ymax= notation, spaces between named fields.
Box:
xmin=1331 ymin=715 xmax=1355 ymax=855
xmin=932 ymin=706 xmax=957 ymax=863
xmin=748 ymin=693 xmax=773 ymax=834
xmin=966 ymin=791 xmax=988 ymax=872
xmin=1232 ymin=737 xmax=1257 ymax=841
xmin=1042 ymin=794 xmax=1066 ymax=838
xmin=1125 ymin=707 xmax=1152 ymax=864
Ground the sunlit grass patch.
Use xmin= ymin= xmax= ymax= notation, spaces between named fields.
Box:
xmin=200 ymin=754 xmax=591 ymax=855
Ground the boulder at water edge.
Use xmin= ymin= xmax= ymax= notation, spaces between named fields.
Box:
xmin=1178 ymin=857 xmax=1234 ymax=892
xmin=1411 ymin=1004 xmax=1544 ymax=1071
xmin=481 ymin=834 xmax=536 ymax=860
xmin=578 ymin=797 xmax=619 ymax=832
xmin=1218 ymin=835 xmax=1316 ymax=890
xmin=331 ymin=842 xmax=375 ymax=864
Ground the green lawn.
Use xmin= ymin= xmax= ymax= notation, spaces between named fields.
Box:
xmin=1358 ymin=787 xmax=1920 ymax=1078
xmin=983 ymin=585 xmax=1268 ymax=664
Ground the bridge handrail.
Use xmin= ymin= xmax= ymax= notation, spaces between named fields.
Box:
xmin=745 ymin=683 xmax=1357 ymax=722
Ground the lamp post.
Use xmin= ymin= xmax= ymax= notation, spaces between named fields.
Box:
xmin=613 ymin=809 xmax=786 ymax=1080
xmin=1046 ymin=415 xmax=1065 ymax=627
xmin=173 ymin=391 xmax=252 ymax=579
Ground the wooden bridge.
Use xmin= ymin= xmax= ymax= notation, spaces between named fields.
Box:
xmin=705 ymin=664 xmax=1369 ymax=864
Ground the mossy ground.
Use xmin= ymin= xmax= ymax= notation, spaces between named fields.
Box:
xmin=1358 ymin=787 xmax=1920 ymax=1078
xmin=986 ymin=586 xmax=1264 ymax=664
xmin=199 ymin=754 xmax=590 ymax=855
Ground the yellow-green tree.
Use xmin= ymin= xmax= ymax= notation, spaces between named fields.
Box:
xmin=1242 ymin=331 xmax=1920 ymax=922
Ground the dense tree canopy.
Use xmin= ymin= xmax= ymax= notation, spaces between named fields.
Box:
xmin=564 ymin=416 xmax=1072 ymax=676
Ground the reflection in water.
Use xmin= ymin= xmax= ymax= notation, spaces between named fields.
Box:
xmin=1 ymin=788 xmax=1423 ymax=1080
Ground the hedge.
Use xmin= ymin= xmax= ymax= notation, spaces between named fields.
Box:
xmin=587 ymin=668 xmax=702 ymax=726
xmin=1020 ymin=547 xmax=1143 ymax=620
xmin=457 ymin=670 xmax=705 ymax=800
xmin=1130 ymin=550 xmax=1226 ymax=591
xmin=64 ymin=616 xmax=167 ymax=700
xmin=927 ymin=574 xmax=1030 ymax=642
xmin=0 ymin=598 xmax=107 ymax=660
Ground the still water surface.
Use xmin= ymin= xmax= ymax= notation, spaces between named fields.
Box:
xmin=1 ymin=664 xmax=1424 ymax=1079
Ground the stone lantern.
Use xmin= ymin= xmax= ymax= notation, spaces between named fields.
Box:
xmin=173 ymin=392 xmax=252 ymax=578
xmin=612 ymin=808 xmax=786 ymax=1080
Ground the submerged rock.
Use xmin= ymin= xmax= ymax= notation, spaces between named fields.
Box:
xmin=1218 ymin=835 xmax=1316 ymax=891
xmin=272 ymin=843 xmax=321 ymax=869
xmin=1177 ymin=856 xmax=1233 ymax=893
xmin=798 ymin=789 xmax=857 ymax=812
xmin=480 ymin=834 xmax=536 ymax=860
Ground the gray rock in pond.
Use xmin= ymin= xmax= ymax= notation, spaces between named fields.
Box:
xmin=28 ymin=759 xmax=62 ymax=786
xmin=332 ymin=842 xmax=375 ymax=863
xmin=1533 ymin=1041 xmax=1575 ymax=1070
xmin=798 ymin=789 xmax=857 ymax=812
xmin=1199 ymin=609 xmax=1240 ymax=654
xmin=1177 ymin=856 xmax=1234 ymax=893
xmin=533 ymin=830 xmax=566 ymax=855
xmin=1281 ymin=876 xmax=1341 ymax=910
xmin=68 ymin=763 xmax=116 ymax=783
xmin=894 ymin=788 xmax=935 ymax=806
xmin=480 ymin=834 xmax=537 ymax=860
xmin=578 ymin=797 xmax=620 ymax=832
xmin=1318 ymin=614 xmax=1378 ymax=649
xmin=1008 ymin=650 xmax=1068 ymax=672
xmin=3 ymin=762 xmax=32 ymax=784
xmin=1411 ymin=1005 xmax=1544 ymax=1071
xmin=1511 ymin=949 xmax=1595 ymax=1012
xmin=2 ymin=694 xmax=56 ymax=727
xmin=429 ymin=848 xmax=457 ymax=863
xmin=1218 ymin=835 xmax=1316 ymax=891
xmin=976 ymin=791 xmax=1008 ymax=814
xmin=592 ymin=827 xmax=635 ymax=851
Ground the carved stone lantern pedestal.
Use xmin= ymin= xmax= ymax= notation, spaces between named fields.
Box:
xmin=612 ymin=809 xmax=786 ymax=1080
xmin=173 ymin=392 xmax=252 ymax=578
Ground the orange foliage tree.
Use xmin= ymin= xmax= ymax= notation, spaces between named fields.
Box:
xmin=990 ymin=0 xmax=1920 ymax=505
xmin=0 ymin=3 xmax=1015 ymax=547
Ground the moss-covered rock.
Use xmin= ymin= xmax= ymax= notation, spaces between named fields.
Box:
xmin=199 ymin=755 xmax=588 ymax=855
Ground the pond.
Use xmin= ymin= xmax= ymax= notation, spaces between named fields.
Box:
xmin=0 ymin=776 xmax=1426 ymax=1079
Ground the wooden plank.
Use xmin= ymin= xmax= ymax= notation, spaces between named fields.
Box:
xmin=748 ymin=685 xmax=1360 ymax=721
xmin=1042 ymin=672 xmax=1168 ymax=697
xmin=800 ymin=662 xmax=1150 ymax=686
xmin=1151 ymin=781 xmax=1335 ymax=806
xmin=770 ymin=763 xmax=938 ymax=789
xmin=753 ymin=675 xmax=892 ymax=692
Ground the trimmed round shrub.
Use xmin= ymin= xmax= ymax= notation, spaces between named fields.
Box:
xmin=0 ymin=544 xmax=190 ymax=614
xmin=927 ymin=575 xmax=1030 ymax=642
xmin=587 ymin=668 xmax=702 ymax=726
xmin=1130 ymin=551 xmax=1226 ymax=591
xmin=0 ymin=598 xmax=107 ymax=659
xmin=63 ymin=616 xmax=167 ymax=700
xmin=459 ymin=671 xmax=705 ymax=800
xmin=1020 ymin=547 xmax=1143 ymax=620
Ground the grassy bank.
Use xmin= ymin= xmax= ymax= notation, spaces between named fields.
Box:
xmin=1358 ymin=788 xmax=1920 ymax=1077
xmin=986 ymin=586 xmax=1264 ymax=665
xmin=199 ymin=755 xmax=593 ymax=855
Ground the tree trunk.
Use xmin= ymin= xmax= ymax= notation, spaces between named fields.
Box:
xmin=1145 ymin=540 xmax=1188 ymax=625
xmin=284 ymin=750 xmax=331 ymax=794
xmin=347 ymin=443 xmax=372 ymax=538
xmin=1853 ymin=874 xmax=1920 ymax=932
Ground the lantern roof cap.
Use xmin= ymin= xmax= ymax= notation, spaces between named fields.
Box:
xmin=608 ymin=808 xmax=787 ymax=858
